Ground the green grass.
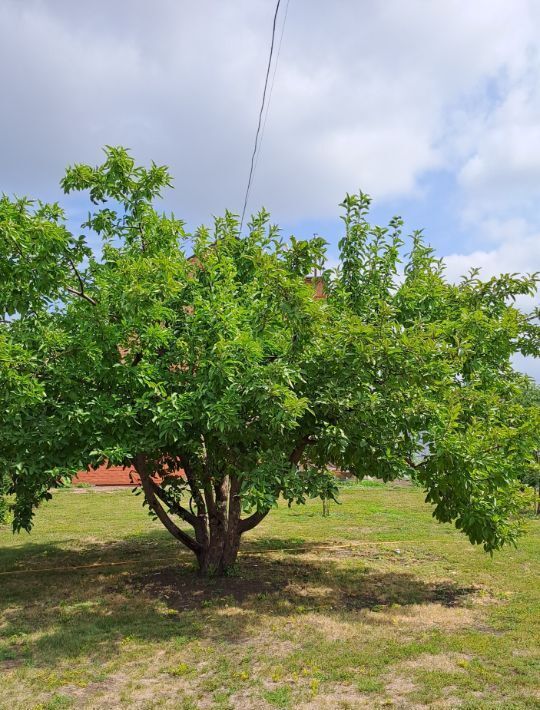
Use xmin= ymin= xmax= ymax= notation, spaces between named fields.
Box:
xmin=0 ymin=482 xmax=538 ymax=709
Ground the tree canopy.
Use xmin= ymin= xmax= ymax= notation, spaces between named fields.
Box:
xmin=1 ymin=147 xmax=539 ymax=574
xmin=514 ymin=377 xmax=540 ymax=510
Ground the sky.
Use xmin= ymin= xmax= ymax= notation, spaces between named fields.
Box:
xmin=1 ymin=0 xmax=539 ymax=378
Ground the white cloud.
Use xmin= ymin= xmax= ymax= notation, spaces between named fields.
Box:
xmin=443 ymin=220 xmax=539 ymax=321
xmin=458 ymin=75 xmax=540 ymax=210
xmin=513 ymin=353 xmax=540 ymax=382
xmin=442 ymin=220 xmax=540 ymax=381
xmin=444 ymin=219 xmax=540 ymax=281
xmin=1 ymin=0 xmax=540 ymax=223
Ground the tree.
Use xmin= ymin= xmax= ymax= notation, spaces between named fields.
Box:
xmin=514 ymin=377 xmax=540 ymax=513
xmin=1 ymin=147 xmax=539 ymax=575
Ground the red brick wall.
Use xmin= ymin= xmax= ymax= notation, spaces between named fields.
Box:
xmin=72 ymin=465 xmax=140 ymax=486
xmin=305 ymin=276 xmax=325 ymax=299
xmin=73 ymin=465 xmax=185 ymax=486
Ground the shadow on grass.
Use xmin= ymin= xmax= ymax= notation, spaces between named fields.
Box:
xmin=0 ymin=531 xmax=476 ymax=666
xmin=0 ymin=528 xmax=183 ymax=573
xmin=129 ymin=554 xmax=474 ymax=614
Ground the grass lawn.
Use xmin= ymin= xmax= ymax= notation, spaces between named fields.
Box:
xmin=0 ymin=482 xmax=539 ymax=709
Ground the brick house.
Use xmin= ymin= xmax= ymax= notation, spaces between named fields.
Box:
xmin=73 ymin=465 xmax=143 ymax=486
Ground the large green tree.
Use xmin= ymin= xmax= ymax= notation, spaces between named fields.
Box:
xmin=1 ymin=148 xmax=539 ymax=574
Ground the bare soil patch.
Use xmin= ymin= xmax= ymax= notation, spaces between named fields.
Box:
xmin=0 ymin=659 xmax=22 ymax=671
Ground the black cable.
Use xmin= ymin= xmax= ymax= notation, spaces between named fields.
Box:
xmin=240 ymin=0 xmax=283 ymax=233
xmin=253 ymin=0 xmax=290 ymax=181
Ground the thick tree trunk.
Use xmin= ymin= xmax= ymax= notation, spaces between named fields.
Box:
xmin=196 ymin=524 xmax=242 ymax=576
xmin=196 ymin=474 xmax=243 ymax=575
xmin=133 ymin=454 xmax=268 ymax=577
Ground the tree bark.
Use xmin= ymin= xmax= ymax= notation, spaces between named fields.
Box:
xmin=133 ymin=455 xmax=268 ymax=576
xmin=133 ymin=454 xmax=202 ymax=555
xmin=196 ymin=475 xmax=243 ymax=575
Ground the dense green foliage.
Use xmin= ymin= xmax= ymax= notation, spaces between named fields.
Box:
xmin=1 ymin=147 xmax=539 ymax=568
xmin=515 ymin=378 xmax=540 ymax=504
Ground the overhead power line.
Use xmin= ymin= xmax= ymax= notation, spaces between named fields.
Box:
xmin=240 ymin=0 xmax=288 ymax=233
xmin=253 ymin=0 xmax=290 ymax=182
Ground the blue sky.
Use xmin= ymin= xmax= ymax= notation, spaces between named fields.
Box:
xmin=1 ymin=0 xmax=539 ymax=378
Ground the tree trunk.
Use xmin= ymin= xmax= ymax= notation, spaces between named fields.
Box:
xmin=133 ymin=454 xmax=268 ymax=577
xmin=196 ymin=523 xmax=242 ymax=576
xmin=196 ymin=474 xmax=243 ymax=575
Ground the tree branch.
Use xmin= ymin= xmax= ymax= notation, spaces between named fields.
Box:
xmin=405 ymin=456 xmax=423 ymax=470
xmin=181 ymin=457 xmax=210 ymax=548
xmin=134 ymin=454 xmax=202 ymax=554
xmin=65 ymin=256 xmax=97 ymax=306
xmin=239 ymin=509 xmax=269 ymax=533
xmin=65 ymin=286 xmax=97 ymax=306
xmin=211 ymin=475 xmax=229 ymax=530
xmin=199 ymin=440 xmax=218 ymax=519
xmin=237 ymin=434 xmax=315 ymax=535
xmin=181 ymin=459 xmax=207 ymax=517
xmin=289 ymin=435 xmax=315 ymax=466
xmin=203 ymin=480 xmax=217 ymax=518
xmin=228 ymin=475 xmax=241 ymax=524
xmin=150 ymin=479 xmax=199 ymax=528
xmin=131 ymin=352 xmax=143 ymax=367
xmin=67 ymin=256 xmax=87 ymax=295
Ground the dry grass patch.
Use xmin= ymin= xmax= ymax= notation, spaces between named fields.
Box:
xmin=401 ymin=652 xmax=472 ymax=673
xmin=383 ymin=653 xmax=473 ymax=708
xmin=384 ymin=674 xmax=418 ymax=705
xmin=58 ymin=672 xmax=129 ymax=705
xmin=372 ymin=602 xmax=478 ymax=631
xmin=227 ymin=688 xmax=275 ymax=710
xmin=301 ymin=612 xmax=358 ymax=641
xmin=96 ymin=674 xmax=203 ymax=710
xmin=285 ymin=582 xmax=335 ymax=599
xmin=298 ymin=682 xmax=372 ymax=709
